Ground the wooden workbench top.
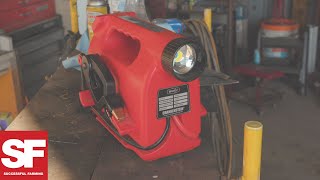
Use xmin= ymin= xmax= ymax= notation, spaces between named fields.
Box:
xmin=7 ymin=67 xmax=220 ymax=180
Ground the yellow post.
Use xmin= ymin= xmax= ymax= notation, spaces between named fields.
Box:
xmin=204 ymin=8 xmax=212 ymax=33
xmin=69 ymin=0 xmax=79 ymax=33
xmin=242 ymin=121 xmax=263 ymax=180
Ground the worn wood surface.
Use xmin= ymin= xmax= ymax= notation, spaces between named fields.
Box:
xmin=7 ymin=67 xmax=220 ymax=180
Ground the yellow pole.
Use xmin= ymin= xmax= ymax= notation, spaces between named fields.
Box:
xmin=242 ymin=121 xmax=263 ymax=180
xmin=69 ymin=0 xmax=79 ymax=33
xmin=204 ymin=8 xmax=212 ymax=33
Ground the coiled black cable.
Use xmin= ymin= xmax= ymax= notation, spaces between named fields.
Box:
xmin=184 ymin=20 xmax=234 ymax=179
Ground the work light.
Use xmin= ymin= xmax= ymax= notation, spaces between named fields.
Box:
xmin=162 ymin=38 xmax=205 ymax=82
xmin=173 ymin=44 xmax=196 ymax=74
xmin=79 ymin=13 xmax=209 ymax=161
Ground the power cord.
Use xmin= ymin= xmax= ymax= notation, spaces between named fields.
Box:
xmin=91 ymin=107 xmax=170 ymax=151
xmin=184 ymin=20 xmax=234 ymax=179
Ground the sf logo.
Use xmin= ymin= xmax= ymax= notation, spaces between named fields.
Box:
xmin=1 ymin=139 xmax=46 ymax=168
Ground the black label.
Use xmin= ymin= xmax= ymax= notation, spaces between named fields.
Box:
xmin=157 ymin=85 xmax=190 ymax=119
xmin=120 ymin=16 xmax=164 ymax=32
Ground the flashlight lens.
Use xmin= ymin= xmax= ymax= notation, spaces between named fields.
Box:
xmin=173 ymin=45 xmax=196 ymax=74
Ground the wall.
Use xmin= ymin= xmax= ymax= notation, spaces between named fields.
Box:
xmin=55 ymin=0 xmax=71 ymax=32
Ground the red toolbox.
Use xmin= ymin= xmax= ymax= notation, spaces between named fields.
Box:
xmin=0 ymin=0 xmax=56 ymax=32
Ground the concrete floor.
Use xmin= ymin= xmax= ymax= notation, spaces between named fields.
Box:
xmin=230 ymin=83 xmax=320 ymax=180
xmin=8 ymin=69 xmax=320 ymax=180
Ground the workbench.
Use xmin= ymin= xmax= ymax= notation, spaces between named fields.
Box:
xmin=7 ymin=67 xmax=220 ymax=180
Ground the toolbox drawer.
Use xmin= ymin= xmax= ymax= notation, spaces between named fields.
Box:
xmin=0 ymin=0 xmax=50 ymax=11
xmin=0 ymin=0 xmax=55 ymax=32
xmin=8 ymin=15 xmax=62 ymax=43
xmin=19 ymin=42 xmax=61 ymax=66
xmin=15 ymin=27 xmax=64 ymax=56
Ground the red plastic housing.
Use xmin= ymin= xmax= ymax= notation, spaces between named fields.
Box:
xmin=83 ymin=13 xmax=206 ymax=161
xmin=0 ymin=0 xmax=56 ymax=32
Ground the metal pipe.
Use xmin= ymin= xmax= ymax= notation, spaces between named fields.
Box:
xmin=307 ymin=25 xmax=319 ymax=74
xmin=242 ymin=121 xmax=263 ymax=180
xmin=227 ymin=0 xmax=234 ymax=72
xmin=300 ymin=32 xmax=309 ymax=95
